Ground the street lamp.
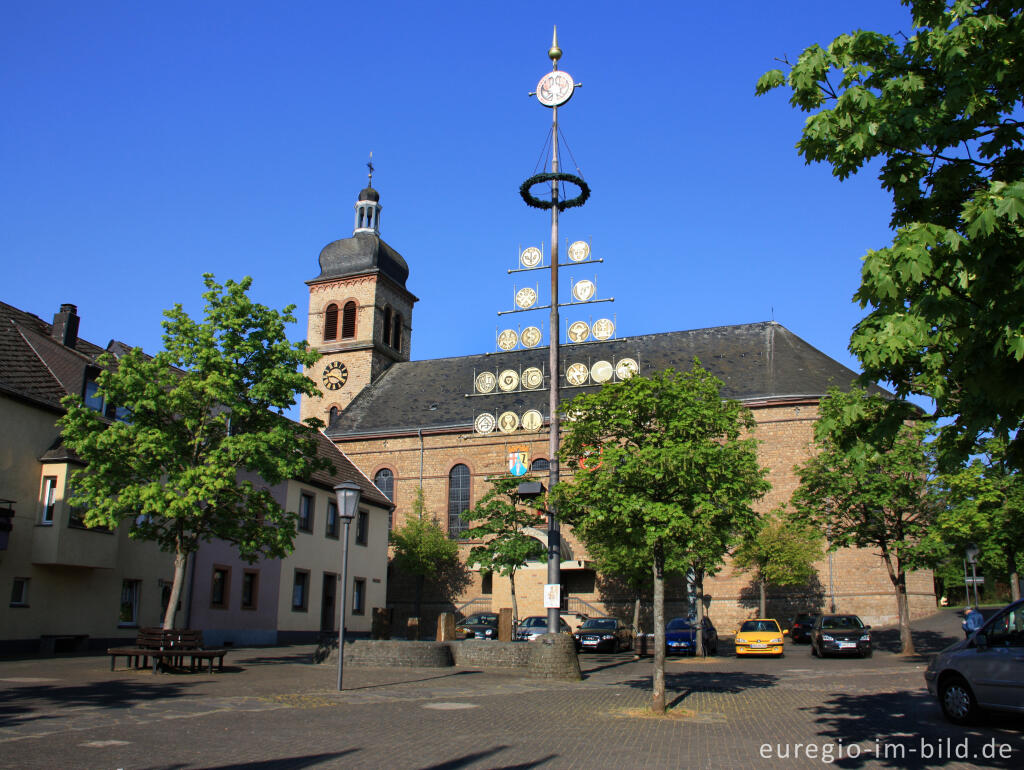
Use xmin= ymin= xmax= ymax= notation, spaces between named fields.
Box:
xmin=517 ymin=481 xmax=561 ymax=627
xmin=333 ymin=481 xmax=361 ymax=691
xmin=965 ymin=543 xmax=980 ymax=608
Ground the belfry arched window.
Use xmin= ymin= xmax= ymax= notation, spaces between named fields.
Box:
xmin=323 ymin=304 xmax=338 ymax=341
xmin=341 ymin=301 xmax=357 ymax=339
xmin=393 ymin=313 xmax=403 ymax=351
xmin=448 ymin=464 xmax=470 ymax=538
xmin=383 ymin=307 xmax=392 ymax=346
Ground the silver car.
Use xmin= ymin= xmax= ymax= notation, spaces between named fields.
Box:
xmin=515 ymin=615 xmax=571 ymax=641
xmin=925 ymin=598 xmax=1024 ymax=724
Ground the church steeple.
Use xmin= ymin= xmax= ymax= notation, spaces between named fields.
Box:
xmin=354 ymin=154 xmax=381 ymax=234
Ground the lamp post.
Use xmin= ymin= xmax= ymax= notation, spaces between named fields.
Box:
xmin=334 ymin=481 xmax=361 ymax=691
xmin=965 ymin=543 xmax=980 ymax=608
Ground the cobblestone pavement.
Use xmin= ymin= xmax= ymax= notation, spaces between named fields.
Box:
xmin=1 ymin=610 xmax=1020 ymax=769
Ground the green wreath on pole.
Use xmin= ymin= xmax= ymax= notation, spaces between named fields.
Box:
xmin=519 ymin=172 xmax=591 ymax=211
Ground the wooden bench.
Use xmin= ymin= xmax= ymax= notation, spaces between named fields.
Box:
xmin=107 ymin=628 xmax=227 ymax=673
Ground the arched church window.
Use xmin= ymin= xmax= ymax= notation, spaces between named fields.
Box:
xmin=341 ymin=302 xmax=357 ymax=339
xmin=448 ymin=464 xmax=470 ymax=538
xmin=530 ymin=458 xmax=549 ymax=472
xmin=374 ymin=468 xmax=394 ymax=529
xmin=393 ymin=313 xmax=403 ymax=351
xmin=383 ymin=307 xmax=392 ymax=346
xmin=323 ymin=304 xmax=338 ymax=341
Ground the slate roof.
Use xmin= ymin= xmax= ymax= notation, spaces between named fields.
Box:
xmin=309 ymin=430 xmax=394 ymax=510
xmin=327 ymin=321 xmax=870 ymax=437
xmin=311 ymin=232 xmax=411 ymax=289
xmin=0 ymin=300 xmax=106 ymax=411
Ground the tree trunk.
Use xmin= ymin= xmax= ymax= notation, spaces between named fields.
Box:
xmin=1009 ymin=550 xmax=1020 ymax=602
xmin=163 ymin=550 xmax=188 ymax=630
xmin=414 ymin=574 xmax=424 ymax=622
xmin=652 ymin=543 xmax=666 ymax=715
xmin=509 ymin=569 xmax=519 ymax=629
xmin=694 ymin=569 xmax=705 ymax=657
xmin=758 ymin=577 xmax=767 ymax=619
xmin=879 ymin=546 xmax=914 ymax=655
xmin=632 ymin=587 xmax=642 ymax=660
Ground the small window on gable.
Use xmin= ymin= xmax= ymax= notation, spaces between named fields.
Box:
xmin=341 ymin=302 xmax=357 ymax=339
xmin=84 ymin=377 xmax=104 ymax=413
xmin=393 ymin=313 xmax=403 ymax=351
xmin=324 ymin=304 xmax=339 ymax=341
xmin=383 ymin=307 xmax=392 ymax=346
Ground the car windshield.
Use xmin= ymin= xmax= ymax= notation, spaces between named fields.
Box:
xmin=520 ymin=617 xmax=545 ymax=628
xmin=581 ymin=619 xmax=616 ymax=630
xmin=820 ymin=616 xmax=863 ymax=630
xmin=666 ymin=619 xmax=694 ymax=631
xmin=740 ymin=620 xmax=779 ymax=633
xmin=464 ymin=614 xmax=497 ymax=625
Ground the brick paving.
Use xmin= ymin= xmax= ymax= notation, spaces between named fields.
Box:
xmin=0 ymin=610 xmax=1020 ymax=769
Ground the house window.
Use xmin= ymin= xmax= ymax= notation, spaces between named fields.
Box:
xmin=298 ymin=492 xmax=314 ymax=532
xmin=83 ymin=377 xmax=104 ymax=413
xmin=374 ymin=469 xmax=394 ymax=529
xmin=211 ymin=566 xmax=230 ymax=608
xmin=119 ymin=580 xmax=141 ymax=626
xmin=323 ymin=303 xmax=339 ymax=341
xmin=393 ymin=313 xmax=403 ymax=351
xmin=448 ymin=464 xmax=470 ymax=538
xmin=10 ymin=578 xmax=29 ymax=607
xmin=241 ymin=570 xmax=258 ymax=610
xmin=353 ymin=577 xmax=366 ymax=615
xmin=292 ymin=570 xmax=309 ymax=611
xmin=356 ymin=510 xmax=368 ymax=546
xmin=326 ymin=500 xmax=339 ymax=538
xmin=383 ymin=307 xmax=392 ymax=346
xmin=341 ymin=301 xmax=357 ymax=339
xmin=481 ymin=572 xmax=492 ymax=595
xmin=41 ymin=476 xmax=57 ymax=524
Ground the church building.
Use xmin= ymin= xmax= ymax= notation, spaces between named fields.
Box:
xmin=306 ymin=181 xmax=937 ymax=633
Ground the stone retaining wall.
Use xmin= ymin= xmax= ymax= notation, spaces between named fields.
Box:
xmin=328 ymin=634 xmax=581 ymax=680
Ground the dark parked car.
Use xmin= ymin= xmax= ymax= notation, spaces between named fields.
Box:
xmin=574 ymin=617 xmax=633 ymax=653
xmin=456 ymin=612 xmax=499 ymax=640
xmin=665 ymin=616 xmax=719 ymax=655
xmin=810 ymin=614 xmax=872 ymax=658
xmin=516 ymin=615 xmax=572 ymax=641
xmin=790 ymin=613 xmax=818 ymax=643
xmin=925 ymin=598 xmax=1024 ymax=724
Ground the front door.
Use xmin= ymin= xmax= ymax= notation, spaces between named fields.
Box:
xmin=321 ymin=573 xmax=336 ymax=632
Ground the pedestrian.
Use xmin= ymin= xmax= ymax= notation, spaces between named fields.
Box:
xmin=962 ymin=606 xmax=983 ymax=638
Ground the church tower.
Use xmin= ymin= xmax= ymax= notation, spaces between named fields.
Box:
xmin=302 ymin=175 xmax=417 ymax=425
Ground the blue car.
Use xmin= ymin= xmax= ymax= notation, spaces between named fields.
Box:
xmin=665 ymin=616 xmax=719 ymax=656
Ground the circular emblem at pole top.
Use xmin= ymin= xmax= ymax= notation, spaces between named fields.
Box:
xmin=520 ymin=247 xmax=543 ymax=268
xmin=536 ymin=70 xmax=575 ymax=107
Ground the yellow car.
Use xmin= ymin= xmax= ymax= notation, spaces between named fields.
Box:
xmin=734 ymin=618 xmax=785 ymax=657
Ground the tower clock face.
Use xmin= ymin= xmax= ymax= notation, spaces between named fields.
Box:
xmin=322 ymin=361 xmax=349 ymax=391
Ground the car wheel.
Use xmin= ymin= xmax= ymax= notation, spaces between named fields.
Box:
xmin=860 ymin=647 xmax=873 ymax=659
xmin=939 ymin=675 xmax=978 ymax=725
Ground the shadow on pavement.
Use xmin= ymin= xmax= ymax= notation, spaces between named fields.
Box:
xmin=615 ymin=670 xmax=779 ymax=708
xmin=420 ymin=746 xmax=558 ymax=770
xmin=344 ymin=669 xmax=482 ymax=691
xmin=578 ymin=653 xmax=640 ymax=677
xmin=165 ymin=749 xmax=361 ymax=769
xmin=802 ymin=689 xmax=1021 ymax=768
xmin=871 ymin=628 xmax=959 ymax=657
xmin=0 ymin=679 xmax=197 ymax=729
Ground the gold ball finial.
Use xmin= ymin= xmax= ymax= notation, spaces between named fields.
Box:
xmin=548 ymin=25 xmax=562 ymax=64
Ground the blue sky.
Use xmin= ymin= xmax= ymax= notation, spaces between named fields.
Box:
xmin=2 ymin=1 xmax=919 ymax=412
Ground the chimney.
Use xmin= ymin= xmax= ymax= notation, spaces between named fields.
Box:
xmin=52 ymin=304 xmax=80 ymax=349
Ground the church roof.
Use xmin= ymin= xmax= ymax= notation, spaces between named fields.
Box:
xmin=311 ymin=233 xmax=410 ymax=289
xmin=326 ymin=321 xmax=872 ymax=437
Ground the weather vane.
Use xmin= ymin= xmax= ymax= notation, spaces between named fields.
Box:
xmin=367 ymin=152 xmax=374 ymax=185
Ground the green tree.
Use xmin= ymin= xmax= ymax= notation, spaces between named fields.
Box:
xmin=557 ymin=364 xmax=769 ymax=714
xmin=792 ymin=387 xmax=936 ymax=654
xmin=58 ymin=274 xmax=326 ymax=629
xmin=461 ymin=475 xmax=546 ymax=626
xmin=734 ymin=512 xmax=824 ymax=618
xmin=930 ymin=437 xmax=1024 ymax=602
xmin=584 ymin=530 xmax=653 ymax=644
xmin=757 ymin=0 xmax=1024 ymax=469
xmin=389 ymin=488 xmax=460 ymax=624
